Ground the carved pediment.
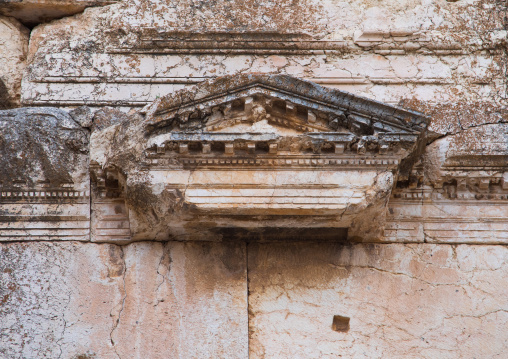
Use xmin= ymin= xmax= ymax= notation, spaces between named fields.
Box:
xmin=91 ymin=74 xmax=430 ymax=242
xmin=145 ymin=74 xmax=427 ymax=136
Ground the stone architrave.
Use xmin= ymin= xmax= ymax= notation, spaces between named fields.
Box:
xmin=21 ymin=0 xmax=507 ymax=138
xmin=90 ymin=74 xmax=429 ymax=242
xmin=387 ymin=123 xmax=508 ymax=244
xmin=0 ymin=108 xmax=90 ymax=241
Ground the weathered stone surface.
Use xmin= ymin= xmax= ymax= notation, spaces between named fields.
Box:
xmin=21 ymin=0 xmax=507 ymax=136
xmin=0 ymin=241 xmax=248 ymax=358
xmin=386 ymin=123 xmax=508 ymax=244
xmin=0 ymin=15 xmax=29 ymax=109
xmin=0 ymin=0 xmax=118 ymax=26
xmin=2 ymin=0 xmax=508 ymax=356
xmin=0 ymin=107 xmax=89 ymax=187
xmin=0 ymin=107 xmax=90 ymax=240
xmin=90 ymin=74 xmax=428 ymax=242
xmin=248 ymin=242 xmax=508 ymax=358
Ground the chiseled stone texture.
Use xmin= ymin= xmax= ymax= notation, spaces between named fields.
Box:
xmin=248 ymin=242 xmax=508 ymax=358
xmin=0 ymin=107 xmax=89 ymax=188
xmin=0 ymin=15 xmax=29 ymax=109
xmin=0 ymin=241 xmax=247 ymax=358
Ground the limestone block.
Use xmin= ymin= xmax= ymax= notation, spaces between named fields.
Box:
xmin=248 ymin=242 xmax=508 ymax=358
xmin=424 ymin=123 xmax=508 ymax=185
xmin=0 ymin=107 xmax=90 ymax=240
xmin=0 ymin=241 xmax=248 ymax=358
xmin=0 ymin=16 xmax=29 ymax=109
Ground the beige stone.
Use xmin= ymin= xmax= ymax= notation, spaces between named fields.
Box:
xmin=89 ymin=74 xmax=429 ymax=242
xmin=0 ymin=15 xmax=29 ymax=108
xmin=0 ymin=241 xmax=248 ymax=358
xmin=2 ymin=0 xmax=508 ymax=356
xmin=386 ymin=123 xmax=508 ymax=244
xmin=0 ymin=108 xmax=90 ymax=241
xmin=248 ymin=242 xmax=508 ymax=358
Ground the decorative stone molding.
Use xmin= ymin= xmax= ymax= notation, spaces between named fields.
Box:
xmin=387 ymin=124 xmax=508 ymax=244
xmin=0 ymin=108 xmax=90 ymax=241
xmin=91 ymin=74 xmax=429 ymax=242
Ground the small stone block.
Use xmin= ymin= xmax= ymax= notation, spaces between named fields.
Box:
xmin=269 ymin=143 xmax=278 ymax=154
xmin=179 ymin=143 xmax=188 ymax=154
xmin=502 ymin=173 xmax=508 ymax=190
xmin=457 ymin=178 xmax=467 ymax=191
xmin=357 ymin=144 xmax=366 ymax=155
xmin=247 ymin=143 xmax=256 ymax=153
xmin=244 ymin=96 xmax=254 ymax=112
xmin=202 ymin=143 xmax=211 ymax=154
xmin=479 ymin=178 xmax=490 ymax=190
xmin=334 ymin=143 xmax=345 ymax=154
xmin=225 ymin=143 xmax=234 ymax=155
xmin=308 ymin=111 xmax=316 ymax=123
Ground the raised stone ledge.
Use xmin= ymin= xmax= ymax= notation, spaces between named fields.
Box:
xmin=4 ymin=84 xmax=508 ymax=245
xmin=387 ymin=123 xmax=508 ymax=244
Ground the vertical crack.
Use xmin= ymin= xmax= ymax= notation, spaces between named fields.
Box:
xmin=246 ymin=240 xmax=250 ymax=359
xmin=110 ymin=245 xmax=127 ymax=359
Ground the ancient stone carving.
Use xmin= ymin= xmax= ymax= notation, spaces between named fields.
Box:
xmin=387 ymin=124 xmax=508 ymax=243
xmin=0 ymin=108 xmax=90 ymax=240
xmin=90 ymin=74 xmax=429 ymax=242
xmin=22 ymin=0 xmax=506 ymax=121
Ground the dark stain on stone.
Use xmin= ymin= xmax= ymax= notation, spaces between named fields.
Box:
xmin=0 ymin=108 xmax=89 ymax=188
xmin=107 ymin=245 xmax=125 ymax=278
xmin=332 ymin=315 xmax=350 ymax=332
xmin=214 ymin=227 xmax=349 ymax=243
xmin=0 ymin=80 xmax=13 ymax=110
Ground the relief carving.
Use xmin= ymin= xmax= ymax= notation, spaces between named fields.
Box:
xmin=91 ymin=74 xmax=429 ymax=242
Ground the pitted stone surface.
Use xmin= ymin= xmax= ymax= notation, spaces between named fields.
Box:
xmin=0 ymin=107 xmax=88 ymax=188
xmin=0 ymin=107 xmax=90 ymax=241
xmin=1 ymin=0 xmax=508 ymax=356
xmin=21 ymin=0 xmax=507 ymax=137
xmin=0 ymin=241 xmax=248 ymax=358
xmin=0 ymin=0 xmax=119 ymax=26
xmin=90 ymin=74 xmax=428 ymax=242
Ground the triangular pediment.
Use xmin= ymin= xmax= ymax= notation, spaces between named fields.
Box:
xmin=144 ymin=74 xmax=429 ymax=137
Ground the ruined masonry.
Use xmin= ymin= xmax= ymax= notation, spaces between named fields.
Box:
xmin=1 ymin=0 xmax=508 ymax=358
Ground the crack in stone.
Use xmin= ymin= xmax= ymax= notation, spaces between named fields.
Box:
xmin=109 ymin=245 xmax=127 ymax=359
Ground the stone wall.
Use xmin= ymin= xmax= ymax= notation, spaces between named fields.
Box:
xmin=1 ymin=0 xmax=507 ymax=358
xmin=2 ymin=241 xmax=507 ymax=358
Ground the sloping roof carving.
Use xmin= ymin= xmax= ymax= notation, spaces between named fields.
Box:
xmin=145 ymin=74 xmax=429 ymax=137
